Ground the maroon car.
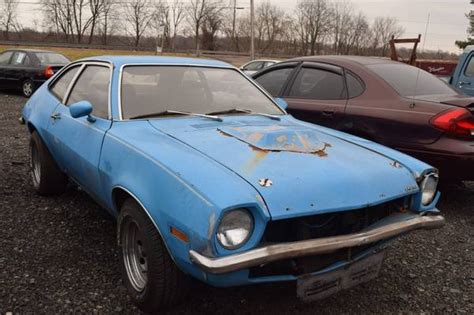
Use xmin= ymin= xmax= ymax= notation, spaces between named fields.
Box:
xmin=252 ymin=56 xmax=474 ymax=182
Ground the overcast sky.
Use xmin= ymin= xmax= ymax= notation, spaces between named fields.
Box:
xmin=266 ymin=0 xmax=472 ymax=53
xmin=12 ymin=0 xmax=473 ymax=53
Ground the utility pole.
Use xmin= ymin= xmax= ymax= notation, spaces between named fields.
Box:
xmin=422 ymin=13 xmax=430 ymax=53
xmin=250 ymin=0 xmax=255 ymax=60
xmin=232 ymin=0 xmax=236 ymax=41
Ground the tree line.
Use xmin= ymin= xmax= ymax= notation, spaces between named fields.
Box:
xmin=0 ymin=0 xmax=458 ymax=59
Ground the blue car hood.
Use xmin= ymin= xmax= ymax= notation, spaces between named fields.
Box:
xmin=149 ymin=117 xmax=419 ymax=220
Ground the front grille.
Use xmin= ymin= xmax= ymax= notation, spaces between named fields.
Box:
xmin=262 ymin=197 xmax=407 ymax=244
xmin=249 ymin=198 xmax=407 ymax=278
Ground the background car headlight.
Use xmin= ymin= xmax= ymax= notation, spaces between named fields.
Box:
xmin=217 ymin=209 xmax=253 ymax=249
xmin=420 ymin=173 xmax=439 ymax=205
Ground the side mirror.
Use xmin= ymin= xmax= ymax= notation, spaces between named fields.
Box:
xmin=69 ymin=101 xmax=95 ymax=122
xmin=275 ymin=97 xmax=288 ymax=110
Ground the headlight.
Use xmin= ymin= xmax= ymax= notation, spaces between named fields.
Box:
xmin=420 ymin=173 xmax=439 ymax=205
xmin=217 ymin=209 xmax=253 ymax=250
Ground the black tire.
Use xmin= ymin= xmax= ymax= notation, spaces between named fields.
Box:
xmin=30 ymin=131 xmax=68 ymax=195
xmin=118 ymin=199 xmax=189 ymax=312
xmin=22 ymin=79 xmax=35 ymax=98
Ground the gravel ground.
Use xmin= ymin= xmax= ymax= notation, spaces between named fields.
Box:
xmin=0 ymin=92 xmax=473 ymax=314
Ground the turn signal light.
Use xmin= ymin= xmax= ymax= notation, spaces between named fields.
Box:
xmin=430 ymin=108 xmax=474 ymax=138
xmin=44 ymin=66 xmax=54 ymax=78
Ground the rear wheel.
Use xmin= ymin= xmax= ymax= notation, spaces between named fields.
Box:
xmin=22 ymin=80 xmax=35 ymax=98
xmin=30 ymin=131 xmax=68 ymax=195
xmin=118 ymin=199 xmax=190 ymax=312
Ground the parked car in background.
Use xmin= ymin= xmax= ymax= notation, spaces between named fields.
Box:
xmin=240 ymin=59 xmax=278 ymax=75
xmin=252 ymin=56 xmax=474 ymax=183
xmin=0 ymin=49 xmax=69 ymax=97
xmin=22 ymin=56 xmax=445 ymax=312
xmin=450 ymin=45 xmax=474 ymax=96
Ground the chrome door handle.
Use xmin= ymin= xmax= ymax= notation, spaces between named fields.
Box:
xmin=50 ymin=113 xmax=61 ymax=120
xmin=322 ymin=110 xmax=335 ymax=117
xmin=459 ymin=81 xmax=471 ymax=86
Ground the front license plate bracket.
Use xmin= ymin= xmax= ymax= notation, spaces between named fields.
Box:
xmin=297 ymin=251 xmax=385 ymax=302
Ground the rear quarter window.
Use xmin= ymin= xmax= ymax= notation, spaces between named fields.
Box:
xmin=50 ymin=65 xmax=81 ymax=101
xmin=346 ymin=72 xmax=365 ymax=98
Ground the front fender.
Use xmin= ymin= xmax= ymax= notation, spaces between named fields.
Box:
xmin=99 ymin=122 xmax=271 ymax=281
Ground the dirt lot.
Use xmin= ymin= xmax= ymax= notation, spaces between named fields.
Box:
xmin=0 ymin=92 xmax=473 ymax=314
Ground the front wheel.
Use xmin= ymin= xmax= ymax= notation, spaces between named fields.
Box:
xmin=22 ymin=80 xmax=35 ymax=98
xmin=118 ymin=199 xmax=190 ymax=312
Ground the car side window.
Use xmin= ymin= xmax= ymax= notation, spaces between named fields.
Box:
xmin=289 ymin=67 xmax=346 ymax=100
xmin=254 ymin=67 xmax=295 ymax=96
xmin=23 ymin=54 xmax=31 ymax=66
xmin=464 ymin=55 xmax=474 ymax=77
xmin=11 ymin=52 xmax=26 ymax=65
xmin=66 ymin=65 xmax=110 ymax=119
xmin=50 ymin=65 xmax=81 ymax=101
xmin=244 ymin=61 xmax=263 ymax=71
xmin=346 ymin=72 xmax=365 ymax=98
xmin=0 ymin=51 xmax=14 ymax=65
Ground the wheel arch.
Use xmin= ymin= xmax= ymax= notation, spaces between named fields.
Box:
xmin=26 ymin=121 xmax=37 ymax=134
xmin=112 ymin=186 xmax=172 ymax=253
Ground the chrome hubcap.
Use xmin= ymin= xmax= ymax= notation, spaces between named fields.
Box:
xmin=31 ymin=143 xmax=41 ymax=187
xmin=23 ymin=82 xmax=33 ymax=96
xmin=122 ymin=219 xmax=148 ymax=292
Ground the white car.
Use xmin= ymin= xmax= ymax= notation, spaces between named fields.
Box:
xmin=240 ymin=59 xmax=279 ymax=75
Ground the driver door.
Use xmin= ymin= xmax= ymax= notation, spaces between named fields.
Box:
xmin=47 ymin=63 xmax=112 ymax=202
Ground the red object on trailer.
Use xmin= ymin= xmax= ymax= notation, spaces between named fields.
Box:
xmin=416 ymin=60 xmax=458 ymax=77
xmin=389 ymin=35 xmax=458 ymax=79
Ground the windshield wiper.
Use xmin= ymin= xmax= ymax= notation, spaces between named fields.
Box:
xmin=130 ymin=110 xmax=223 ymax=121
xmin=206 ymin=108 xmax=281 ymax=121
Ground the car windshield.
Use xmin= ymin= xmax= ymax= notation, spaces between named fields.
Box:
xmin=35 ymin=52 xmax=70 ymax=64
xmin=121 ymin=66 xmax=283 ymax=119
xmin=367 ymin=63 xmax=458 ymax=98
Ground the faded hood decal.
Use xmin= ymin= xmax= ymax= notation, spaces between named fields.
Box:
xmin=218 ymin=125 xmax=330 ymax=155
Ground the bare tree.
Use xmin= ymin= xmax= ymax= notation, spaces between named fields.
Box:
xmin=170 ymin=0 xmax=185 ymax=50
xmin=41 ymin=0 xmax=73 ymax=41
xmin=98 ymin=0 xmax=116 ymax=45
xmin=332 ymin=2 xmax=371 ymax=55
xmin=41 ymin=0 xmax=101 ymax=43
xmin=371 ymin=17 xmax=405 ymax=56
xmin=200 ymin=2 xmax=225 ymax=51
xmin=296 ymin=0 xmax=333 ymax=55
xmin=255 ymin=1 xmax=285 ymax=53
xmin=87 ymin=0 xmax=107 ymax=44
xmin=123 ymin=0 xmax=155 ymax=47
xmin=0 ymin=0 xmax=22 ymax=40
xmin=187 ymin=0 xmax=209 ymax=53
xmin=151 ymin=0 xmax=171 ymax=51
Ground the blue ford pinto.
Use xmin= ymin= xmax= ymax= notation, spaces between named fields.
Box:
xmin=21 ymin=56 xmax=444 ymax=312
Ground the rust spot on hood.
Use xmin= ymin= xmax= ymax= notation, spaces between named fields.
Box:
xmin=242 ymin=147 xmax=269 ymax=174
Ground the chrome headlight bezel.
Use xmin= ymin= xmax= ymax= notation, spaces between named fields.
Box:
xmin=420 ymin=172 xmax=439 ymax=206
xmin=216 ymin=209 xmax=254 ymax=250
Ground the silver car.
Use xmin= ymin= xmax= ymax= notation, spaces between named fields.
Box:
xmin=240 ymin=59 xmax=279 ymax=75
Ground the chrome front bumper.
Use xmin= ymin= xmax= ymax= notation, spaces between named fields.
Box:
xmin=189 ymin=214 xmax=445 ymax=274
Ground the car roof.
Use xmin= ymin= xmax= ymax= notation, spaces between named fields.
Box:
xmin=287 ymin=55 xmax=400 ymax=67
xmin=80 ymin=55 xmax=233 ymax=68
xmin=243 ymin=59 xmax=279 ymax=64
xmin=2 ymin=48 xmax=62 ymax=54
